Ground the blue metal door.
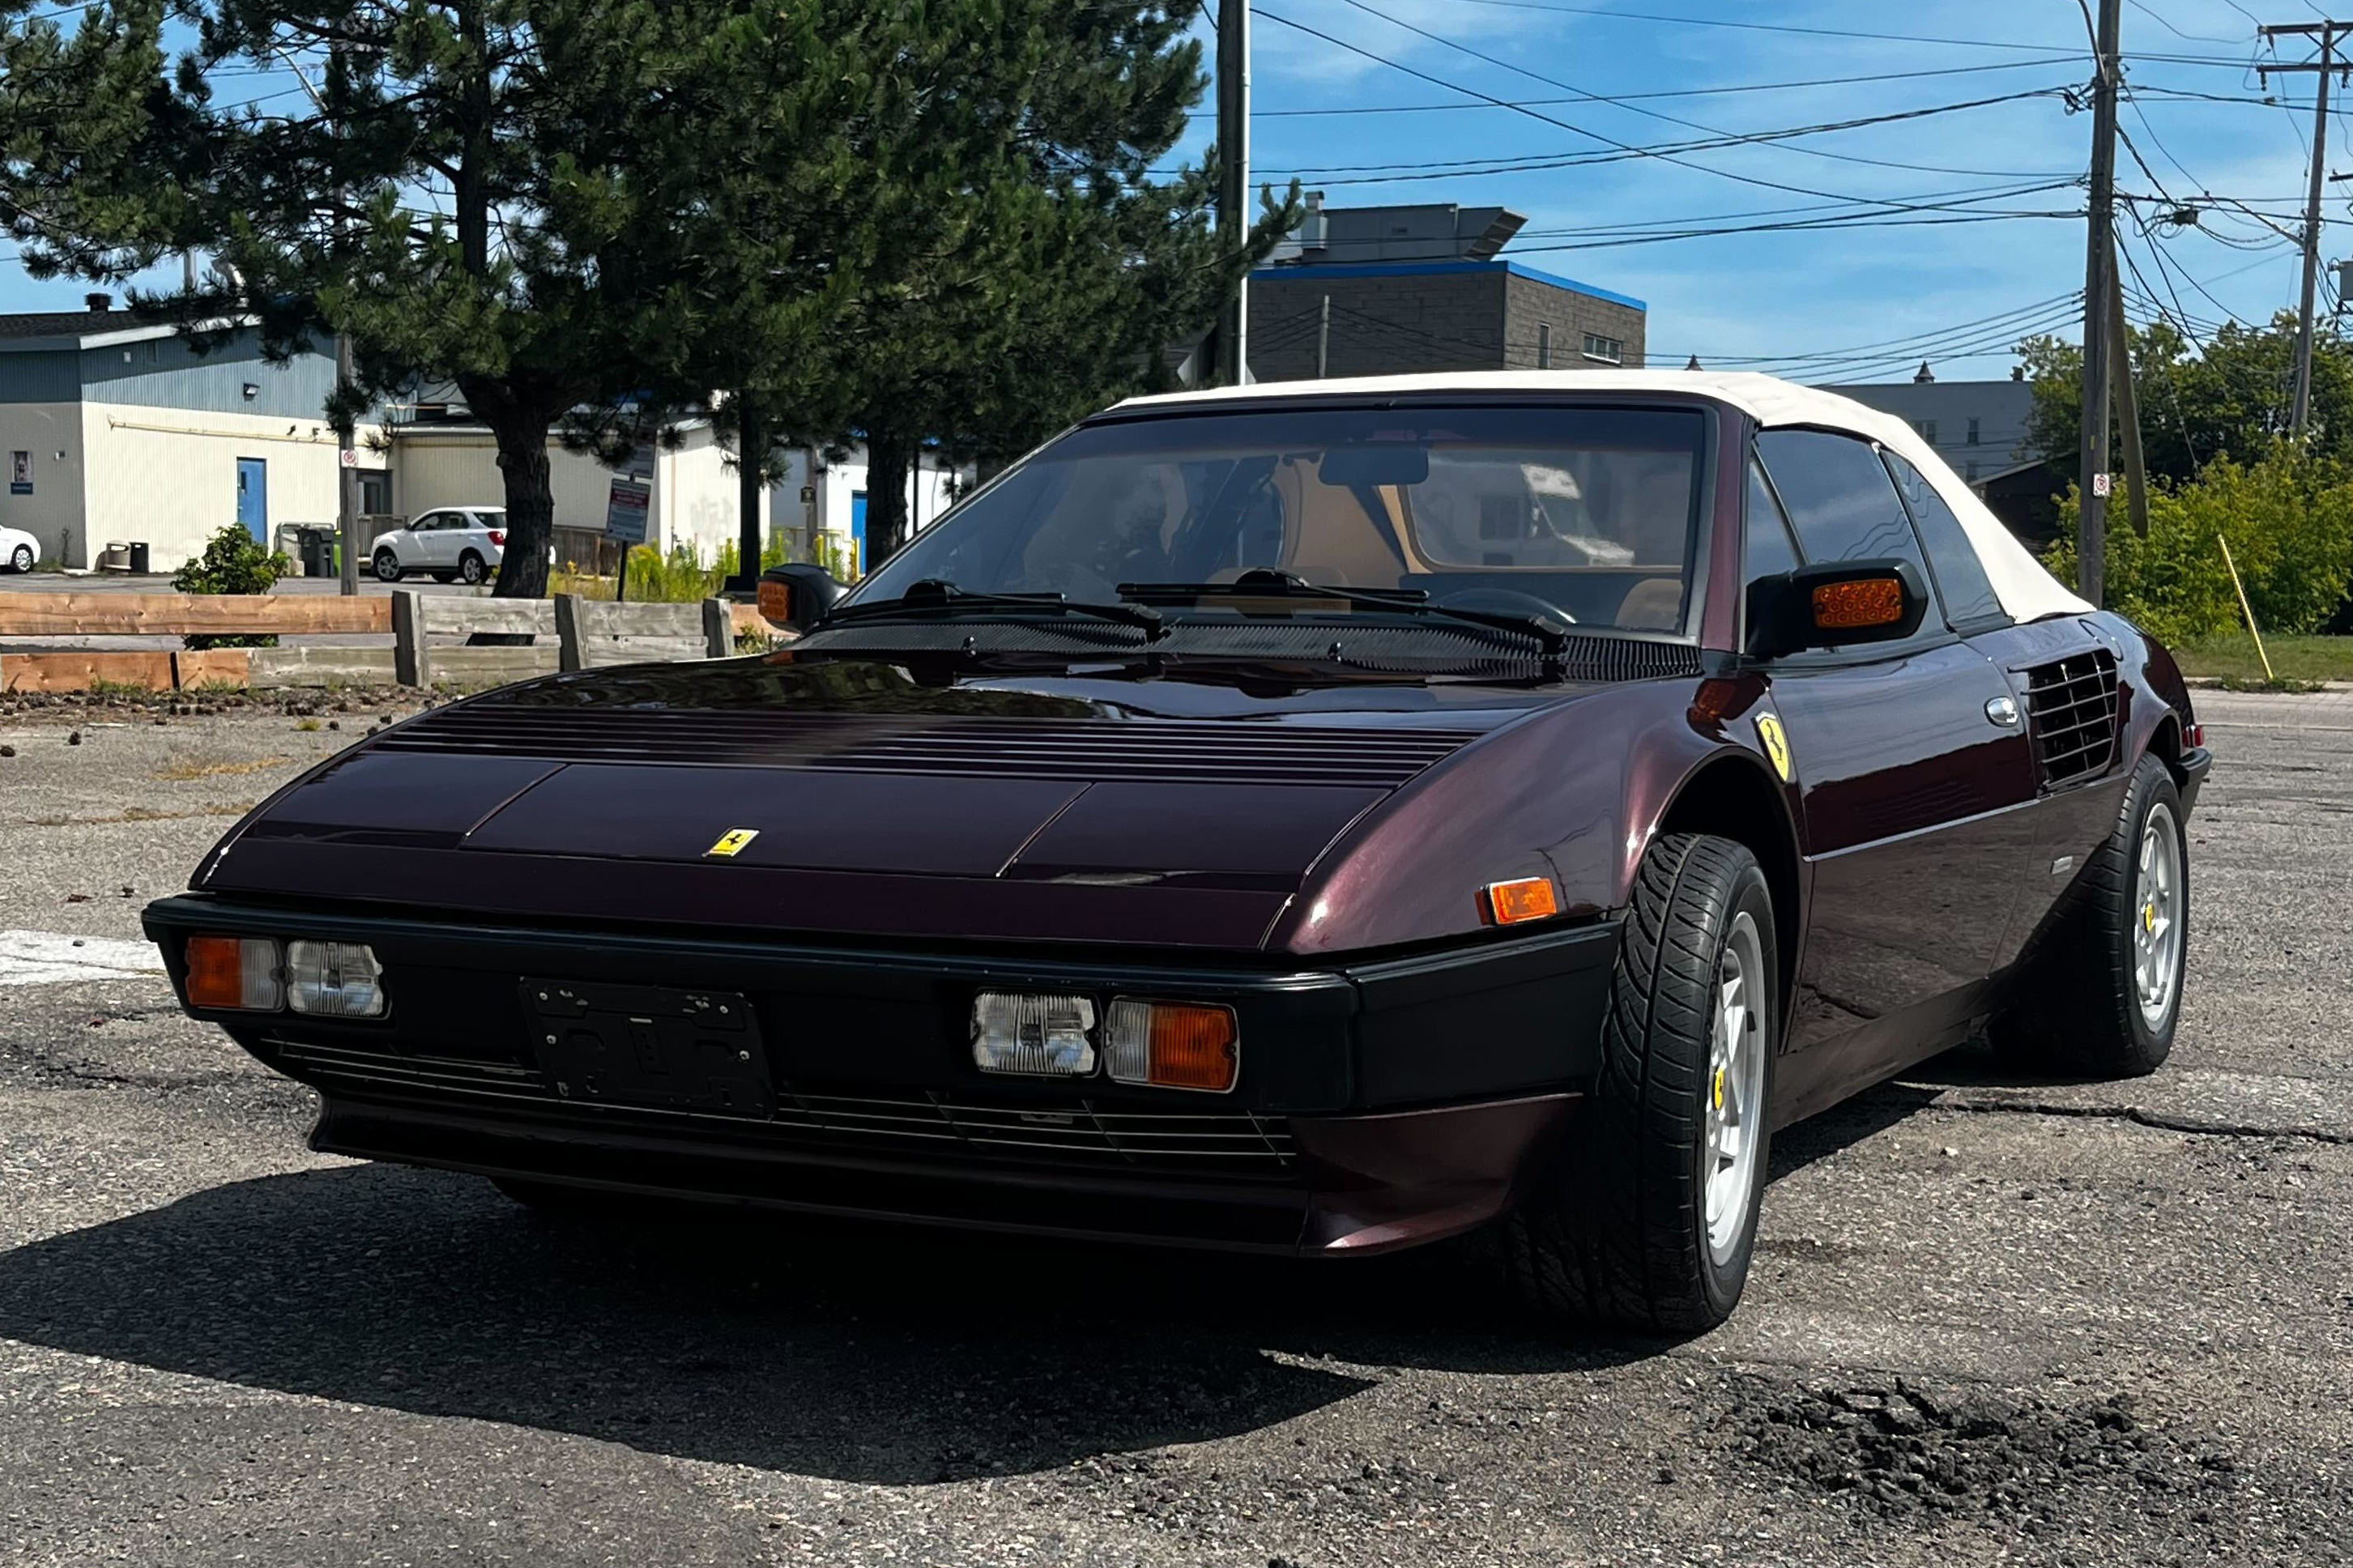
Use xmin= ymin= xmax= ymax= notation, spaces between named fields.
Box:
xmin=235 ymin=458 xmax=267 ymax=543
xmin=850 ymin=490 xmax=867 ymax=571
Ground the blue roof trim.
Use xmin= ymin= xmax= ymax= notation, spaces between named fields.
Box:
xmin=1249 ymin=258 xmax=1646 ymax=313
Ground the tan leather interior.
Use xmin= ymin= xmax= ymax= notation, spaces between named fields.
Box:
xmin=1613 ymin=575 xmax=1685 ymax=630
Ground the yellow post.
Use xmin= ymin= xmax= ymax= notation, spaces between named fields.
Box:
xmin=2216 ymin=533 xmax=2275 ymax=682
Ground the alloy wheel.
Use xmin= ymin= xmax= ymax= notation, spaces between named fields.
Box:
xmin=1704 ymin=909 xmax=1767 ymax=1265
xmin=2133 ymin=801 xmax=2184 ymax=1028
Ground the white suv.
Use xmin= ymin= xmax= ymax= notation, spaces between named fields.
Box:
xmin=370 ymin=507 xmax=507 ymax=584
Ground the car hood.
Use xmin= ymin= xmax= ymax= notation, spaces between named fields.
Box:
xmin=194 ymin=654 xmax=1592 ymax=949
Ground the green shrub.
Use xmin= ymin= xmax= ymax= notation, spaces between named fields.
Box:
xmin=2044 ymin=444 xmax=2353 ymax=642
xmin=550 ymin=530 xmax=852 ymax=604
xmin=171 ymin=524 xmax=292 ymax=649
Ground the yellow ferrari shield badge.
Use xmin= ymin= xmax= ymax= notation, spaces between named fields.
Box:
xmin=1754 ymin=714 xmax=1793 ymax=783
xmin=705 ymin=828 xmax=761 ymax=859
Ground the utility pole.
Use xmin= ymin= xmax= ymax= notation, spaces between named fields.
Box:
xmin=1213 ymin=0 xmax=1250 ymax=386
xmin=2258 ymin=19 xmax=2349 ymax=437
xmin=2078 ymin=0 xmax=2122 ymax=607
xmin=1316 ymin=294 xmax=1331 ymax=378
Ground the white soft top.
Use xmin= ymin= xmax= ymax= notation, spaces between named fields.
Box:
xmin=1116 ymin=369 xmax=2089 ymax=624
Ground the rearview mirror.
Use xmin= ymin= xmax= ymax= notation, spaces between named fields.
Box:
xmin=1318 ymin=444 xmax=1430 ymax=488
xmin=1746 ymin=559 xmax=1928 ymax=659
xmin=757 ymin=563 xmax=843 ymax=633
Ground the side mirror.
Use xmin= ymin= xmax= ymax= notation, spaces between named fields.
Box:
xmin=1746 ymin=559 xmax=1929 ymax=659
xmin=757 ymin=563 xmax=842 ymax=633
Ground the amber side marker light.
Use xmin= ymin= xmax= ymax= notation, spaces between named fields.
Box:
xmin=1106 ymin=1000 xmax=1240 ymax=1093
xmin=184 ymin=935 xmax=283 ymax=1011
xmin=757 ymin=577 xmax=795 ymax=628
xmin=1810 ymin=576 xmax=1905 ymax=631
xmin=1482 ymin=876 xmax=1559 ymax=927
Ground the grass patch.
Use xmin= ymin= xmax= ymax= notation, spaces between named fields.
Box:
xmin=22 ymin=802 xmax=257 ymax=826
xmin=2172 ymin=633 xmax=2353 ymax=684
xmin=152 ymin=756 xmax=291 ymax=781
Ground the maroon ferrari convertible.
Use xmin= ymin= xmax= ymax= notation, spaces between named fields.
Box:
xmin=144 ymin=372 xmax=2209 ymax=1330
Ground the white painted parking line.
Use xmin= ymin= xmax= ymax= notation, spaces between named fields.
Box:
xmin=0 ymin=930 xmax=166 ymax=986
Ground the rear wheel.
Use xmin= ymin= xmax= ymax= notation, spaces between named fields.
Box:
xmin=373 ymin=548 xmax=403 ymax=583
xmin=1990 ymin=752 xmax=2185 ymax=1078
xmin=1503 ymin=833 xmax=1778 ymax=1332
xmin=458 ymin=550 xmax=487 ymax=585
xmin=6 ymin=544 xmax=30 ymax=573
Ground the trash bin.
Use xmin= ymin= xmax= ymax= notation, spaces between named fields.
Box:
xmin=297 ymin=527 xmax=335 ymax=577
xmin=128 ymin=541 xmax=150 ymax=573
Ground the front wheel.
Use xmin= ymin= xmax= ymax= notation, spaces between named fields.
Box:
xmin=6 ymin=544 xmax=30 ymax=573
xmin=1991 ymin=752 xmax=2185 ymax=1078
xmin=1503 ymin=833 xmax=1779 ymax=1332
xmin=373 ymin=548 xmax=403 ymax=583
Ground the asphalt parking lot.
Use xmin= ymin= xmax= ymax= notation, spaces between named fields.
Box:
xmin=1 ymin=688 xmax=2347 ymax=1566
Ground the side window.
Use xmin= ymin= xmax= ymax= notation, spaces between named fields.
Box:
xmin=1744 ymin=458 xmax=1799 ymax=585
xmin=1754 ymin=428 xmax=1936 ymax=581
xmin=1882 ymin=453 xmax=2007 ymax=631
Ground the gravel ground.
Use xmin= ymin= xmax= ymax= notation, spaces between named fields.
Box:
xmin=0 ymin=690 xmax=2347 ymax=1566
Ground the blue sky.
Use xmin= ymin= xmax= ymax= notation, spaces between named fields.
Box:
xmin=5 ymin=0 xmax=2342 ymax=387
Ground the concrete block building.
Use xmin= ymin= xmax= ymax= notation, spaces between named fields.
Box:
xmin=0 ymin=300 xmax=388 ymax=571
xmin=1245 ymin=198 xmax=1647 ymax=382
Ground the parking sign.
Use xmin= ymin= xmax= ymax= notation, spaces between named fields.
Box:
xmin=604 ymin=477 xmax=650 ymax=544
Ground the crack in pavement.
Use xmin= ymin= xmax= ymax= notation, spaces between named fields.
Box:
xmin=1920 ymin=1095 xmax=2353 ymax=1146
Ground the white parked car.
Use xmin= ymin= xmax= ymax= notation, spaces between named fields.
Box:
xmin=1 ymin=524 xmax=37 ymax=573
xmin=369 ymin=506 xmax=507 ymax=585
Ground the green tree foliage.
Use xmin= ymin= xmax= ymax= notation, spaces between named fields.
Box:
xmin=170 ymin=522 xmax=292 ymax=647
xmin=2043 ymin=444 xmax=2353 ymax=642
xmin=2018 ymin=313 xmax=2353 ymax=485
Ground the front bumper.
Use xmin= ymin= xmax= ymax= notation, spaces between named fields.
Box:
xmin=143 ymin=896 xmax=1618 ymax=1255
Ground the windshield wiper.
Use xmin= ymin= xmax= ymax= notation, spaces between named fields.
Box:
xmin=822 ymin=578 xmax=1163 ymax=636
xmin=1116 ymin=569 xmax=1570 ymax=656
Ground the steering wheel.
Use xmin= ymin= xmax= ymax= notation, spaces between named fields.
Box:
xmin=1435 ymin=586 xmax=1576 ymax=625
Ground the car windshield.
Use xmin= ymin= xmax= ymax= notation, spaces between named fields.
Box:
xmin=850 ymin=404 xmax=1708 ymax=636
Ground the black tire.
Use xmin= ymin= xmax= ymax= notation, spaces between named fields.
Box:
xmin=7 ymin=544 xmax=30 ymax=573
xmin=373 ymin=548 xmax=403 ymax=583
xmin=1990 ymin=752 xmax=2185 ymax=1079
xmin=458 ymin=551 xmax=486 ymax=585
xmin=1503 ymin=833 xmax=1780 ymax=1332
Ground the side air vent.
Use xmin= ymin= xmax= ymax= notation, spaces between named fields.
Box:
xmin=2022 ymin=650 xmax=2120 ymax=788
xmin=375 ymin=708 xmax=1471 ymax=789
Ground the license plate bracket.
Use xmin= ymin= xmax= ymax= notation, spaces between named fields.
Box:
xmin=520 ymin=978 xmax=774 ymax=1118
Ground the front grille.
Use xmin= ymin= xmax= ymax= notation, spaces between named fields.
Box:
xmin=2022 ymin=650 xmax=2121 ymax=788
xmin=373 ymin=708 xmax=1468 ymax=790
xmin=271 ymin=1040 xmax=1296 ymax=1177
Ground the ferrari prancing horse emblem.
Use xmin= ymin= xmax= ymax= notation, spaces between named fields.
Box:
xmin=705 ymin=828 xmax=761 ymax=858
xmin=1754 ymin=714 xmax=1792 ymax=783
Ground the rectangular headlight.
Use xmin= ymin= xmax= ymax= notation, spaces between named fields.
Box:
xmin=284 ymin=940 xmax=387 ymax=1018
xmin=184 ymin=935 xmax=282 ymax=1012
xmin=1106 ymin=999 xmax=1239 ymax=1093
xmin=971 ymin=991 xmax=1096 ymax=1076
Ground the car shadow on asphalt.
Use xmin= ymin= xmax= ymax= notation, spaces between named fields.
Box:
xmin=0 ymin=1161 xmax=1681 ymax=1481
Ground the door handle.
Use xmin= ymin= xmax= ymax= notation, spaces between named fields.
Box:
xmin=1985 ymin=695 xmax=2022 ymax=728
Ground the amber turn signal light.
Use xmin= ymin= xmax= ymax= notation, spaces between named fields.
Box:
xmin=1106 ymin=1000 xmax=1240 ymax=1093
xmin=184 ymin=934 xmax=283 ymax=1011
xmin=1482 ymin=876 xmax=1559 ymax=927
xmin=1810 ymin=576 xmax=1905 ymax=631
xmin=757 ymin=577 xmax=794 ymax=628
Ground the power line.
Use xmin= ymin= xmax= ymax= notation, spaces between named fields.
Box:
xmin=1237 ymin=92 xmax=2081 ymax=185
xmin=1365 ymin=0 xmax=2269 ymax=63
xmin=1184 ymin=57 xmax=2090 ymax=117
xmin=1321 ymin=0 xmax=2083 ymax=180
xmin=1252 ymin=6 xmax=2083 ymax=204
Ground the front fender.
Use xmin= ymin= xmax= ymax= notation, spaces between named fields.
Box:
xmin=1271 ymin=679 xmax=1762 ymax=955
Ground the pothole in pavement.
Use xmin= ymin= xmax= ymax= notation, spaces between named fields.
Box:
xmin=1715 ymin=1374 xmax=2242 ymax=1523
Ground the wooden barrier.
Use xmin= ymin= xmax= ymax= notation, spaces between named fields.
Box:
xmin=0 ymin=587 xmax=749 ymax=692
xmin=0 ymin=650 xmax=177 ymax=692
xmin=0 ymin=592 xmax=389 ymax=637
xmin=554 ymin=595 xmax=734 ymax=670
xmin=391 ymin=590 xmax=561 ymax=688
